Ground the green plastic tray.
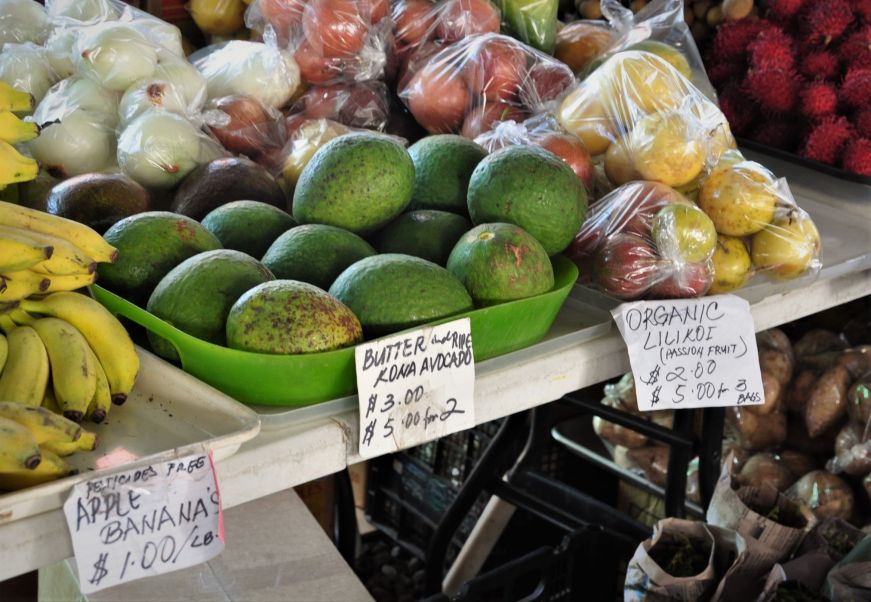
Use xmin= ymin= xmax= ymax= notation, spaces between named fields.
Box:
xmin=91 ymin=256 xmax=578 ymax=407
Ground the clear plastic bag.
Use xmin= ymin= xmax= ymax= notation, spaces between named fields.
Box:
xmin=553 ymin=19 xmax=613 ymax=75
xmin=276 ymin=117 xmax=354 ymax=187
xmin=117 ymin=109 xmax=227 ymax=190
xmin=827 ymin=420 xmax=871 ymax=477
xmin=0 ymin=0 xmax=51 ymax=48
xmin=32 ymin=76 xmax=120 ymax=128
xmin=204 ymin=94 xmax=286 ymax=161
xmin=72 ymin=21 xmax=161 ymax=92
xmin=291 ymin=80 xmax=390 ymax=130
xmin=787 ymin=470 xmax=855 ymax=521
xmin=245 ymin=0 xmax=391 ymax=85
xmin=118 ymin=52 xmax=209 ymax=127
xmin=0 ymin=42 xmax=59 ymax=106
xmin=474 ymin=114 xmax=594 ymax=189
xmin=398 ymin=32 xmax=573 ymax=136
xmin=194 ymin=37 xmax=302 ymax=110
xmin=27 ymin=108 xmax=118 ymax=179
xmin=492 ymin=0 xmax=557 ymax=54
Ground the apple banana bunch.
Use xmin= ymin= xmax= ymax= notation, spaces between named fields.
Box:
xmin=0 ymin=200 xmax=119 ymax=301
xmin=0 ymin=80 xmax=38 ymax=191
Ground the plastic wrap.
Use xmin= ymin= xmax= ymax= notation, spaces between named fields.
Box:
xmin=32 ymin=76 xmax=120 ymax=128
xmin=118 ymin=53 xmax=209 ymax=127
xmin=204 ymin=94 xmax=286 ymax=160
xmin=474 ymin=114 xmax=594 ymax=189
xmin=245 ymin=0 xmax=391 ymax=85
xmin=117 ymin=109 xmax=227 ymax=190
xmin=277 ymin=118 xmax=353 ymax=188
xmin=554 ymin=19 xmax=613 ymax=75
xmin=194 ymin=39 xmax=302 ymax=110
xmin=72 ymin=22 xmax=160 ymax=92
xmin=0 ymin=42 xmax=59 ymax=106
xmin=492 ymin=0 xmax=557 ymax=54
xmin=0 ymin=0 xmax=50 ymax=48
xmin=46 ymin=0 xmax=121 ymax=26
xmin=291 ymin=80 xmax=390 ymax=130
xmin=787 ymin=470 xmax=855 ymax=521
xmin=726 ymin=406 xmax=787 ymax=452
xmin=398 ymin=32 xmax=574 ymax=136
xmin=827 ymin=420 xmax=871 ymax=477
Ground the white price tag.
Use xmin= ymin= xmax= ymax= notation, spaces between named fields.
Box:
xmin=63 ymin=452 xmax=224 ymax=594
xmin=612 ymin=295 xmax=764 ymax=411
xmin=356 ymin=317 xmax=476 ymax=458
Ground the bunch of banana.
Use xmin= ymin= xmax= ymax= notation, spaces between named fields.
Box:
xmin=0 ymin=200 xmax=119 ymax=301
xmin=0 ymin=401 xmax=96 ymax=491
xmin=0 ymin=80 xmax=38 ymax=190
xmin=0 ymin=291 xmax=139 ymax=425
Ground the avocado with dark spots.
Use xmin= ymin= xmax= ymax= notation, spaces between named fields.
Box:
xmin=447 ymin=223 xmax=554 ymax=306
xmin=226 ymin=280 xmax=363 ymax=354
xmin=172 ymin=157 xmax=286 ymax=220
xmin=261 ymin=224 xmax=376 ymax=290
xmin=292 ymin=133 xmax=415 ymax=234
xmin=407 ymin=135 xmax=486 ymax=216
xmin=201 ymin=200 xmax=296 ymax=258
xmin=373 ymin=210 xmax=471 ymax=266
xmin=46 ymin=173 xmax=150 ymax=233
xmin=329 ymin=254 xmax=474 ymax=337
xmin=99 ymin=211 xmax=222 ymax=305
xmin=146 ymin=249 xmax=274 ymax=361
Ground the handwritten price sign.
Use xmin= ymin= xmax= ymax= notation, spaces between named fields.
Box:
xmin=63 ymin=452 xmax=224 ymax=593
xmin=356 ymin=318 xmax=476 ymax=458
xmin=612 ymin=295 xmax=765 ymax=411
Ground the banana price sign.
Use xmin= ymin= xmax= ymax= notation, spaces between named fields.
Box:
xmin=356 ymin=318 xmax=476 ymax=458
xmin=63 ymin=452 xmax=225 ymax=593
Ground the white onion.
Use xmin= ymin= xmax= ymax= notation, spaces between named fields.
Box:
xmin=34 ymin=77 xmax=120 ymax=128
xmin=29 ymin=109 xmax=116 ymax=178
xmin=44 ymin=28 xmax=77 ymax=78
xmin=129 ymin=17 xmax=184 ymax=57
xmin=73 ymin=23 xmax=158 ymax=91
xmin=0 ymin=0 xmax=50 ymax=47
xmin=0 ymin=43 xmax=59 ymax=105
xmin=46 ymin=0 xmax=119 ymax=24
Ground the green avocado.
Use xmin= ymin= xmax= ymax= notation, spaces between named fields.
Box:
xmin=329 ymin=254 xmax=474 ymax=337
xmin=201 ymin=200 xmax=297 ymax=259
xmin=292 ymin=133 xmax=415 ymax=234
xmin=226 ymin=280 xmax=363 ymax=354
xmin=467 ymin=145 xmax=587 ymax=255
xmin=261 ymin=224 xmax=377 ymax=290
xmin=407 ymin=135 xmax=486 ymax=216
xmin=447 ymin=223 xmax=554 ymax=306
xmin=99 ymin=211 xmax=222 ymax=305
xmin=372 ymin=210 xmax=471 ymax=266
xmin=146 ymin=249 xmax=274 ymax=361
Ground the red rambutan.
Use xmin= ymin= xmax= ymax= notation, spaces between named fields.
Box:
xmin=842 ymin=137 xmax=871 ymax=174
xmin=799 ymin=81 xmax=838 ymax=118
xmin=801 ymin=0 xmax=854 ymax=46
xmin=799 ymin=50 xmax=840 ymax=80
xmin=837 ymin=27 xmax=871 ymax=69
xmin=767 ymin=0 xmax=804 ymax=21
xmin=801 ymin=115 xmax=853 ymax=164
xmin=840 ymin=67 xmax=871 ymax=109
xmin=854 ymin=0 xmax=871 ymax=22
xmin=748 ymin=119 xmax=797 ymax=150
xmin=854 ymin=108 xmax=871 ymax=137
xmin=748 ymin=28 xmax=795 ymax=70
xmin=706 ymin=61 xmax=744 ymax=88
xmin=718 ymin=85 xmax=756 ymax=136
xmin=744 ymin=68 xmax=800 ymax=113
xmin=711 ymin=19 xmax=771 ymax=61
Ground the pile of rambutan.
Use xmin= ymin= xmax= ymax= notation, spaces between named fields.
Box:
xmin=704 ymin=0 xmax=871 ymax=176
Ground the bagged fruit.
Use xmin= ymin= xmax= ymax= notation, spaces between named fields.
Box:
xmin=118 ymin=53 xmax=209 ymax=128
xmin=474 ymin=114 xmax=594 ymax=190
xmin=288 ymin=80 xmax=390 ymax=130
xmin=553 ymin=19 xmax=613 ymax=76
xmin=277 ymin=118 xmax=354 ymax=188
xmin=492 ymin=0 xmax=557 ymax=54
xmin=245 ymin=0 xmax=391 ymax=85
xmin=398 ymin=32 xmax=574 ymax=136
xmin=204 ymin=94 xmax=287 ymax=162
xmin=0 ymin=42 xmax=59 ymax=106
xmin=567 ymin=181 xmax=716 ymax=300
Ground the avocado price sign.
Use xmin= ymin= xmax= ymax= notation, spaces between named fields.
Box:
xmin=356 ymin=318 xmax=476 ymax=458
xmin=611 ymin=295 xmax=765 ymax=412
xmin=63 ymin=452 xmax=225 ymax=593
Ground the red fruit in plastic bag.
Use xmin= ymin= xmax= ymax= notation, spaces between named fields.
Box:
xmin=593 ymin=233 xmax=658 ymax=300
xmin=537 ymin=133 xmax=593 ymax=189
xmin=260 ymin=0 xmax=307 ymax=38
xmin=284 ymin=113 xmax=309 ymax=138
xmin=303 ymin=0 xmax=367 ymax=58
xmin=621 ymin=182 xmax=690 ymax=237
xmin=407 ymin=63 xmax=470 ymax=133
xmin=358 ymin=0 xmax=389 ymax=23
xmin=463 ymin=39 xmax=526 ymax=101
xmin=394 ymin=0 xmax=436 ymax=47
xmin=648 ymin=262 xmax=712 ymax=299
xmin=295 ymin=40 xmax=341 ymax=84
xmin=300 ymin=85 xmax=344 ymax=120
xmin=209 ymin=95 xmax=276 ymax=157
xmin=397 ymin=41 xmax=445 ymax=88
xmin=461 ymin=102 xmax=527 ymax=138
xmin=299 ymin=83 xmax=389 ymax=129
xmin=523 ymin=62 xmax=574 ymax=107
xmin=435 ymin=0 xmax=500 ymax=43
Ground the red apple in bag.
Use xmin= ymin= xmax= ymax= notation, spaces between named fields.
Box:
xmin=406 ymin=63 xmax=469 ymax=133
xmin=208 ymin=95 xmax=276 ymax=157
xmin=648 ymin=261 xmax=713 ymax=299
xmin=463 ymin=38 xmax=526 ymax=101
xmin=435 ymin=0 xmax=500 ymax=43
xmin=538 ymin=132 xmax=593 ymax=190
xmin=461 ymin=101 xmax=526 ymax=138
xmin=394 ymin=0 xmax=436 ymax=47
xmin=303 ymin=0 xmax=367 ymax=58
xmin=593 ymin=232 xmax=658 ymax=300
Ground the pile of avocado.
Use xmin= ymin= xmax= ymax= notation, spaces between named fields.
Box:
xmin=95 ymin=132 xmax=588 ymax=359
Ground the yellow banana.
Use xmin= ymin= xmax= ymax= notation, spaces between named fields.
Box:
xmin=0 ymin=225 xmax=96 ymax=276
xmin=0 ymin=141 xmax=38 ymax=187
xmin=0 ymin=270 xmax=50 ymax=301
xmin=43 ymin=271 xmax=97 ymax=292
xmin=0 ymin=401 xmax=81 ymax=445
xmin=0 ymin=81 xmax=34 ymax=113
xmin=42 ymin=429 xmax=96 ymax=457
xmin=31 ymin=317 xmax=97 ymax=422
xmin=0 ymin=201 xmax=118 ymax=264
xmin=0 ymin=332 xmax=7 ymax=373
xmin=0 ymin=226 xmax=54 ymax=272
xmin=0 ymin=325 xmax=48 ymax=406
xmin=0 ymin=112 xmax=39 ymax=144
xmin=42 ymin=388 xmax=61 ymax=414
xmin=0 ymin=449 xmax=74 ymax=490
xmin=86 ymin=349 xmax=111 ymax=424
xmin=0 ymin=312 xmax=14 ymax=334
xmin=0 ymin=416 xmax=41 ymax=472
xmin=21 ymin=293 xmax=139 ymax=405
